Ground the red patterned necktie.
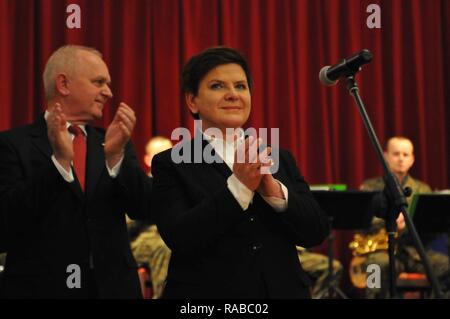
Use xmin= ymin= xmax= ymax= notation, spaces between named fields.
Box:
xmin=68 ymin=125 xmax=86 ymax=192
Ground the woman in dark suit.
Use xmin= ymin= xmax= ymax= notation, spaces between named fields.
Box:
xmin=152 ymin=47 xmax=329 ymax=299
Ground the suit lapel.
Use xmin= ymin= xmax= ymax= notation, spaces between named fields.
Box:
xmin=85 ymin=126 xmax=105 ymax=199
xmin=195 ymin=136 xmax=232 ymax=180
xmin=30 ymin=116 xmax=52 ymax=160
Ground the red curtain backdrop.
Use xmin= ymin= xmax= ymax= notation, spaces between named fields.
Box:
xmin=1 ymin=0 xmax=449 ymax=295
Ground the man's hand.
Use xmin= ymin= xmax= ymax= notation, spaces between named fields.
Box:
xmin=105 ymin=103 xmax=136 ymax=168
xmin=47 ymin=103 xmax=73 ymax=171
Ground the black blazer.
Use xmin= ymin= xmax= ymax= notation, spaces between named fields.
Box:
xmin=0 ymin=116 xmax=152 ymax=298
xmin=152 ymin=137 xmax=329 ymax=299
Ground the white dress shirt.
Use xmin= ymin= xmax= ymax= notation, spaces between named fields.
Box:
xmin=203 ymin=129 xmax=288 ymax=212
xmin=44 ymin=111 xmax=123 ymax=183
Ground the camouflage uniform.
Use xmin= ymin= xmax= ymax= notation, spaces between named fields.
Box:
xmin=360 ymin=175 xmax=449 ymax=298
xmin=297 ymin=247 xmax=343 ymax=298
xmin=131 ymin=225 xmax=171 ymax=299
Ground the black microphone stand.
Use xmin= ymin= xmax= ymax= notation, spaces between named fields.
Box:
xmin=324 ymin=216 xmax=348 ymax=299
xmin=345 ymin=74 xmax=443 ymax=298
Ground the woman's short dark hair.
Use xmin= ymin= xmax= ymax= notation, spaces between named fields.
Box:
xmin=182 ymin=47 xmax=253 ymax=119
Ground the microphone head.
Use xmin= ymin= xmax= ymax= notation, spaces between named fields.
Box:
xmin=319 ymin=66 xmax=338 ymax=86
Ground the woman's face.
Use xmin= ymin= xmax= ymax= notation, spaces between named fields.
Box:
xmin=186 ymin=63 xmax=251 ymax=134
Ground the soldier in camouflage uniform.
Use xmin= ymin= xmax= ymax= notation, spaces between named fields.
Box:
xmin=358 ymin=137 xmax=449 ymax=298
xmin=129 ymin=137 xmax=173 ymax=298
xmin=131 ymin=225 xmax=171 ymax=299
xmin=297 ymin=247 xmax=343 ymax=298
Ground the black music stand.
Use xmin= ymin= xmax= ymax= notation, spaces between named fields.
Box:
xmin=410 ymin=194 xmax=450 ymax=234
xmin=311 ymin=190 xmax=378 ymax=299
xmin=410 ymin=194 xmax=450 ymax=289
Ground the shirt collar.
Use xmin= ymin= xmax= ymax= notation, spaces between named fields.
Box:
xmin=202 ymin=128 xmax=245 ymax=165
xmin=202 ymin=128 xmax=245 ymax=147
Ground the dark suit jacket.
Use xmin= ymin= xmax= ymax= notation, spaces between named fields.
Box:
xmin=0 ymin=116 xmax=152 ymax=298
xmin=151 ymin=137 xmax=329 ymax=299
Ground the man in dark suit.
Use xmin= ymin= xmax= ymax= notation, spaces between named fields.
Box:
xmin=0 ymin=45 xmax=151 ymax=298
xmin=151 ymin=47 xmax=329 ymax=299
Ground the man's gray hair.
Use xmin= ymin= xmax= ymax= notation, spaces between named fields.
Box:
xmin=43 ymin=45 xmax=102 ymax=100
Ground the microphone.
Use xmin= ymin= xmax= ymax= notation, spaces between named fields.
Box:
xmin=319 ymin=49 xmax=373 ymax=86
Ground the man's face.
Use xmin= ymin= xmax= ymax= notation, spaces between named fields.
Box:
xmin=186 ymin=63 xmax=251 ymax=134
xmin=384 ymin=138 xmax=415 ymax=176
xmin=64 ymin=50 xmax=113 ymax=123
